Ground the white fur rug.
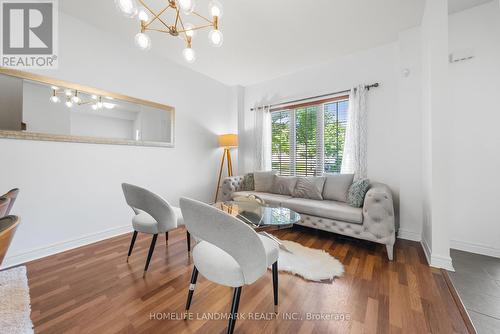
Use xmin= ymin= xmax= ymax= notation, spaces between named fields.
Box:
xmin=275 ymin=239 xmax=344 ymax=282
xmin=0 ymin=266 xmax=34 ymax=334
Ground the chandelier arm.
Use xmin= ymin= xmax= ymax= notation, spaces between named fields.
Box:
xmin=174 ymin=8 xmax=180 ymax=29
xmin=177 ymin=24 xmax=214 ymax=33
xmin=138 ymin=0 xmax=172 ymax=32
xmin=192 ymin=11 xmax=213 ymax=24
xmin=144 ymin=4 xmax=171 ymax=29
xmin=144 ymin=27 xmax=174 ymax=34
xmin=77 ymin=100 xmax=94 ymax=106
xmin=177 ymin=13 xmax=188 ymax=41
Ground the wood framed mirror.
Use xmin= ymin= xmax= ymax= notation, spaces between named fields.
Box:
xmin=0 ymin=68 xmax=175 ymax=147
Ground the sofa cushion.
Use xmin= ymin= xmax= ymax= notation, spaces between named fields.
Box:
xmin=347 ymin=179 xmax=370 ymax=208
xmin=270 ymin=176 xmax=297 ymax=196
xmin=282 ymin=198 xmax=363 ymax=224
xmin=231 ymin=191 xmax=292 ymax=206
xmin=322 ymin=174 xmax=354 ymax=202
xmin=242 ymin=173 xmax=255 ymax=191
xmin=254 ymin=171 xmax=277 ymax=192
xmin=292 ymin=177 xmax=326 ymax=200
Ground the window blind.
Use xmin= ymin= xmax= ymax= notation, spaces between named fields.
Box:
xmin=271 ymin=97 xmax=349 ymax=176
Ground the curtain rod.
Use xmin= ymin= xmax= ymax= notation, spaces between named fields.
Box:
xmin=250 ymin=82 xmax=379 ymax=111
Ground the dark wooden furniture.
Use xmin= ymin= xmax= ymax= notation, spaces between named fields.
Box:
xmin=0 ymin=215 xmax=20 ymax=266
xmin=0 ymin=198 xmax=9 ymax=218
xmin=1 ymin=188 xmax=19 ymax=216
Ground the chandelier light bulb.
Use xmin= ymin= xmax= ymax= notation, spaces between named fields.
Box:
xmin=179 ymin=0 xmax=195 ymax=14
xmin=71 ymin=92 xmax=80 ymax=104
xmin=115 ymin=0 xmax=138 ymax=18
xmin=208 ymin=0 xmax=223 ymax=18
xmin=138 ymin=9 xmax=149 ymax=22
xmin=91 ymin=104 xmax=98 ymax=110
xmin=184 ymin=23 xmax=196 ymax=37
xmin=182 ymin=46 xmax=196 ymax=63
xmin=97 ymin=101 xmax=104 ymax=109
xmin=50 ymin=95 xmax=60 ymax=103
xmin=134 ymin=32 xmax=151 ymax=50
xmin=65 ymin=100 xmax=73 ymax=108
xmin=64 ymin=89 xmax=72 ymax=97
xmin=208 ymin=29 xmax=223 ymax=47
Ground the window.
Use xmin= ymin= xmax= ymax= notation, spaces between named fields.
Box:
xmin=271 ymin=97 xmax=349 ymax=176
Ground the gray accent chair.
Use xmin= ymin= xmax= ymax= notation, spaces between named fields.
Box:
xmin=221 ymin=176 xmax=396 ymax=260
xmin=122 ymin=183 xmax=189 ymax=275
xmin=180 ymin=197 xmax=279 ymax=334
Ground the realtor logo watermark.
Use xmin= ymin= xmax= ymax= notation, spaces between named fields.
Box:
xmin=1 ymin=0 xmax=58 ymax=68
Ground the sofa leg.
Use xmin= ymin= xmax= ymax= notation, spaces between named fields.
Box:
xmin=386 ymin=244 xmax=394 ymax=261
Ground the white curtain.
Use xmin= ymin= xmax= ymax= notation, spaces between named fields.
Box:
xmin=341 ymin=85 xmax=368 ymax=179
xmin=254 ymin=105 xmax=272 ymax=171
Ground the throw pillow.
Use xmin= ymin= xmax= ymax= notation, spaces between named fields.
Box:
xmin=254 ymin=170 xmax=278 ymax=192
xmin=322 ymin=174 xmax=354 ymax=202
xmin=292 ymin=177 xmax=326 ymax=200
xmin=347 ymin=179 xmax=370 ymax=208
xmin=270 ymin=176 xmax=297 ymax=196
xmin=242 ymin=173 xmax=255 ymax=191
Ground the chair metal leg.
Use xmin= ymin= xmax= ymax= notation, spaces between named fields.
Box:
xmin=126 ymin=231 xmax=138 ymax=262
xmin=186 ymin=231 xmax=191 ymax=252
xmin=184 ymin=266 xmax=199 ymax=317
xmin=227 ymin=287 xmax=242 ymax=334
xmin=272 ymin=261 xmax=278 ymax=313
xmin=165 ymin=232 xmax=168 ymax=246
xmin=143 ymin=234 xmax=158 ymax=274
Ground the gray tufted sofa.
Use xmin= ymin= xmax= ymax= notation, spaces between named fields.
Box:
xmin=221 ymin=176 xmax=396 ymax=260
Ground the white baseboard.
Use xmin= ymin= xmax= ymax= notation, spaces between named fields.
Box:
xmin=450 ymin=239 xmax=500 ymax=259
xmin=1 ymin=225 xmax=132 ymax=270
xmin=421 ymin=238 xmax=432 ymax=265
xmin=397 ymin=228 xmax=421 ymax=241
xmin=420 ymin=237 xmax=454 ymax=271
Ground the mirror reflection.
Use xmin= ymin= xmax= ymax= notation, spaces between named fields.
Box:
xmin=0 ymin=72 xmax=174 ymax=146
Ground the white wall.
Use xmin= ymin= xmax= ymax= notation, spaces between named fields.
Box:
xmin=241 ymin=44 xmax=405 ymax=229
xmin=0 ymin=12 xmax=235 ymax=268
xmin=396 ymin=27 xmax=424 ymax=242
xmin=419 ymin=0 xmax=453 ymax=270
xmin=448 ymin=2 xmax=500 ymax=257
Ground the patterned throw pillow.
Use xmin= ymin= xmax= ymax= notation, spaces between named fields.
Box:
xmin=242 ymin=173 xmax=254 ymax=191
xmin=347 ymin=179 xmax=370 ymax=208
xmin=292 ymin=177 xmax=326 ymax=200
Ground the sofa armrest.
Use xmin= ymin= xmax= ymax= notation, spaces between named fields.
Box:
xmin=221 ymin=176 xmax=245 ymax=201
xmin=362 ymin=182 xmax=396 ymax=246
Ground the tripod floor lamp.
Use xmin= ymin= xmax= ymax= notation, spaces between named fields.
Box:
xmin=215 ymin=134 xmax=238 ymax=202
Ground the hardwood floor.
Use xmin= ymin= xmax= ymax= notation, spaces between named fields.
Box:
xmin=26 ymin=226 xmax=469 ymax=333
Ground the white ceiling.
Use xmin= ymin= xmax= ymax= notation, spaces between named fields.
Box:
xmin=60 ymin=0 xmax=492 ymax=86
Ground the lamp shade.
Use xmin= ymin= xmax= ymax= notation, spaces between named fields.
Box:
xmin=218 ymin=134 xmax=238 ymax=148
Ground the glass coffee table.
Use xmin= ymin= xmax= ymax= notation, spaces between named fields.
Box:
xmin=213 ymin=200 xmax=301 ymax=232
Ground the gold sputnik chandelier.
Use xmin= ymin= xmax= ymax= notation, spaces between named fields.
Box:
xmin=115 ymin=0 xmax=223 ymax=63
